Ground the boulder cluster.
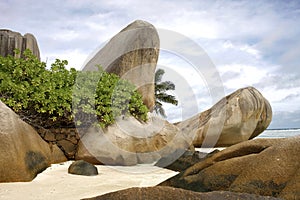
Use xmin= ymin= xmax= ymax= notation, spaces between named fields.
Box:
xmin=0 ymin=20 xmax=298 ymax=200
xmin=159 ymin=136 xmax=300 ymax=199
xmin=0 ymin=29 xmax=40 ymax=60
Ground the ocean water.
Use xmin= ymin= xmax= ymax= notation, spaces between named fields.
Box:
xmin=197 ymin=129 xmax=300 ymax=153
xmin=256 ymin=128 xmax=300 ymax=138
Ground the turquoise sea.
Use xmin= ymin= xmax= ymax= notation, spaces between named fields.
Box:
xmin=257 ymin=128 xmax=300 ymax=138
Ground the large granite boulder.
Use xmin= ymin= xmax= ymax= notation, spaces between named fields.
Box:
xmin=177 ymin=86 xmax=272 ymax=147
xmin=83 ymin=20 xmax=159 ymax=110
xmin=75 ymin=114 xmax=194 ymax=166
xmin=0 ymin=29 xmax=40 ymax=60
xmin=84 ymin=186 xmax=281 ymax=200
xmin=160 ymin=136 xmax=300 ymax=200
xmin=0 ymin=101 xmax=66 ymax=182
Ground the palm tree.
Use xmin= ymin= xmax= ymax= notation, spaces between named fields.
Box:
xmin=154 ymin=69 xmax=178 ymax=118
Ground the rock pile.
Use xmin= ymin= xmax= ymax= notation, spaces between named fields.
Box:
xmin=160 ymin=136 xmax=300 ymax=200
xmin=38 ymin=127 xmax=81 ymax=159
xmin=0 ymin=21 xmax=278 ymax=193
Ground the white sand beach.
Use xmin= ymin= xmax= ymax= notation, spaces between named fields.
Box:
xmin=0 ymin=161 xmax=178 ymax=200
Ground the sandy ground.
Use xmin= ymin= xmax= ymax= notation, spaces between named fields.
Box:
xmin=0 ymin=148 xmax=222 ymax=200
xmin=0 ymin=161 xmax=178 ymax=200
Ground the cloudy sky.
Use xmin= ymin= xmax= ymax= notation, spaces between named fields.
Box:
xmin=1 ymin=0 xmax=300 ymax=128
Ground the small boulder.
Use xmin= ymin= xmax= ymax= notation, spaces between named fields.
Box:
xmin=68 ymin=160 xmax=98 ymax=176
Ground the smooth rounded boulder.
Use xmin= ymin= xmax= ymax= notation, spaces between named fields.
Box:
xmin=68 ymin=160 xmax=98 ymax=176
xmin=176 ymin=86 xmax=272 ymax=147
xmin=0 ymin=101 xmax=54 ymax=182
xmin=160 ymin=136 xmax=300 ymax=200
xmin=83 ymin=20 xmax=159 ymax=111
xmin=75 ymin=114 xmax=194 ymax=166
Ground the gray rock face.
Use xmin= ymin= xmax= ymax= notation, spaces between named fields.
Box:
xmin=0 ymin=29 xmax=40 ymax=60
xmin=75 ymin=114 xmax=194 ymax=166
xmin=160 ymin=136 xmax=300 ymax=200
xmin=68 ymin=160 xmax=98 ymax=176
xmin=0 ymin=101 xmax=53 ymax=182
xmin=177 ymin=87 xmax=272 ymax=147
xmin=83 ymin=20 xmax=159 ymax=110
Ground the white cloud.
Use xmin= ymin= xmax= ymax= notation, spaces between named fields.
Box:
xmin=219 ymin=64 xmax=268 ymax=88
xmin=1 ymin=0 xmax=300 ymax=128
xmin=46 ymin=49 xmax=88 ymax=69
xmin=157 ymin=50 xmax=215 ymax=122
xmin=52 ymin=30 xmax=80 ymax=42
xmin=239 ymin=45 xmax=261 ymax=59
xmin=262 ymin=86 xmax=300 ymax=111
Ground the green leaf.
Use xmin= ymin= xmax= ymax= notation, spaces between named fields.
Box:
xmin=0 ymin=50 xmax=148 ymax=129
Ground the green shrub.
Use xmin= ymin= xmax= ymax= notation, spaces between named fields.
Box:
xmin=73 ymin=66 xmax=148 ymax=128
xmin=0 ymin=49 xmax=148 ymax=129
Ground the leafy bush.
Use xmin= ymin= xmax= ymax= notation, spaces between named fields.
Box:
xmin=73 ymin=67 xmax=148 ymax=128
xmin=0 ymin=49 xmax=148 ymax=129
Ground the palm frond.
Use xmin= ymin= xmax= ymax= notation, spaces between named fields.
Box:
xmin=156 ymin=93 xmax=178 ymax=105
xmin=155 ymin=68 xmax=165 ymax=83
xmin=154 ymin=68 xmax=178 ymax=118
xmin=154 ymin=103 xmax=167 ymax=118
xmin=155 ymin=81 xmax=175 ymax=93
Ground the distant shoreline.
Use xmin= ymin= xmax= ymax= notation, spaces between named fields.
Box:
xmin=266 ymin=128 xmax=300 ymax=130
xmin=258 ymin=129 xmax=300 ymax=139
